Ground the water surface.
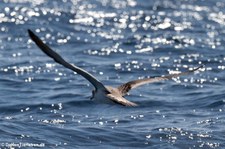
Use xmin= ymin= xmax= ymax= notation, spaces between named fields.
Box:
xmin=0 ymin=0 xmax=225 ymax=148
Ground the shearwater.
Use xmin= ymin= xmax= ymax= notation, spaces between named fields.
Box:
xmin=28 ymin=29 xmax=203 ymax=107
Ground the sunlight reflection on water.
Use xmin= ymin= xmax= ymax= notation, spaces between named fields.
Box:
xmin=0 ymin=0 xmax=225 ymax=148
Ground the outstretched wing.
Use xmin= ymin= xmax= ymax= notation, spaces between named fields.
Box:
xmin=107 ymin=94 xmax=138 ymax=107
xmin=28 ymin=29 xmax=106 ymax=91
xmin=118 ymin=65 xmax=203 ymax=96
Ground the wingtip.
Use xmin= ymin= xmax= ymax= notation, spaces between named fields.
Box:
xmin=192 ymin=64 xmax=205 ymax=72
xmin=197 ymin=64 xmax=205 ymax=70
xmin=27 ymin=29 xmax=39 ymax=43
xmin=27 ymin=29 xmax=34 ymax=37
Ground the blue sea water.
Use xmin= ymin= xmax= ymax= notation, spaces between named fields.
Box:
xmin=0 ymin=0 xmax=225 ymax=148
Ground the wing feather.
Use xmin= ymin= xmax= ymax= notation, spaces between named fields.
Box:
xmin=28 ymin=29 xmax=106 ymax=90
xmin=118 ymin=65 xmax=203 ymax=96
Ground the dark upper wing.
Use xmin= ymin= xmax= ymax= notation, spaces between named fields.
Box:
xmin=28 ymin=29 xmax=106 ymax=90
xmin=118 ymin=65 xmax=203 ymax=96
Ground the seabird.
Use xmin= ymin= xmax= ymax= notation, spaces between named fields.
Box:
xmin=28 ymin=29 xmax=202 ymax=107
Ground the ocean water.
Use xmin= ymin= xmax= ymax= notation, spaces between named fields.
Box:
xmin=0 ymin=0 xmax=225 ymax=148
